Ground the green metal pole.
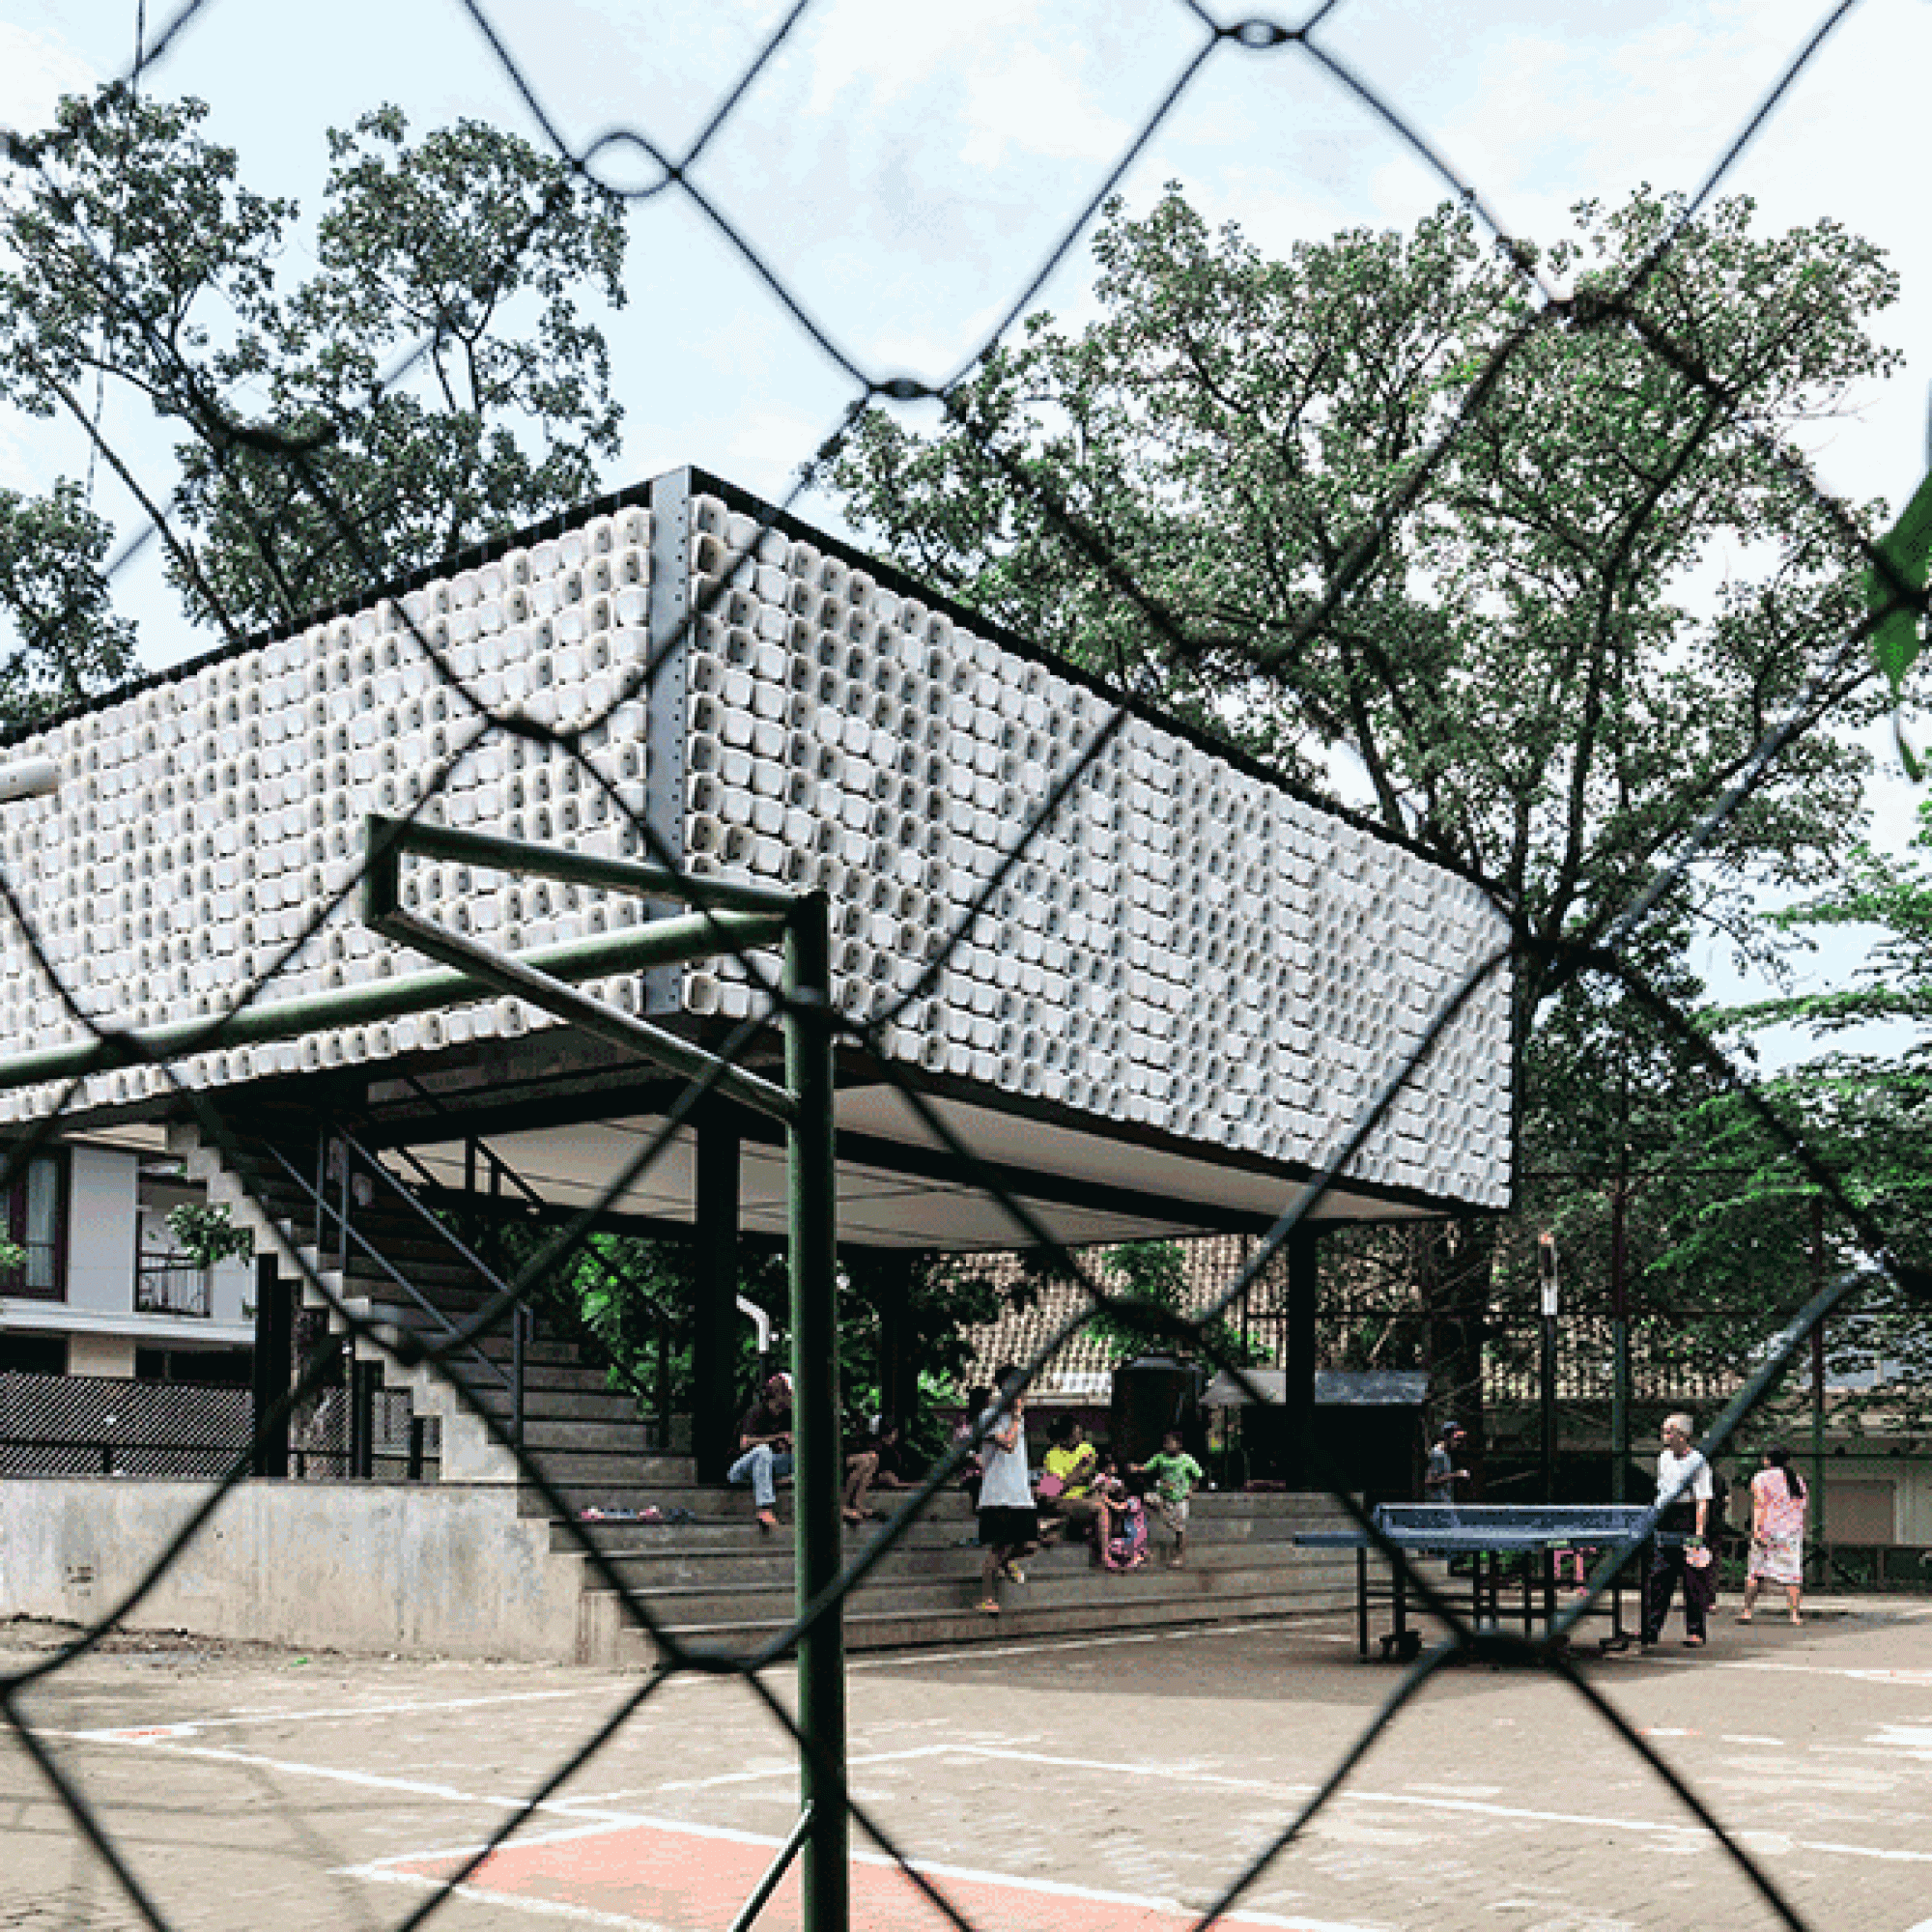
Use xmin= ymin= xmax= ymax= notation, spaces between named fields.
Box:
xmin=1610 ymin=1180 xmax=1630 ymax=1505
xmin=785 ymin=893 xmax=847 ymax=1932
xmin=1810 ymin=1195 xmax=1827 ymax=1581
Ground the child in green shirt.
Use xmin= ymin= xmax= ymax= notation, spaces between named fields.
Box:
xmin=1138 ymin=1431 xmax=1205 ymax=1569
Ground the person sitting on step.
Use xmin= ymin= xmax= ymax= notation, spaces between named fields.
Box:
xmin=1037 ymin=1415 xmax=1106 ymax=1557
xmin=727 ymin=1372 xmax=794 ymax=1532
xmin=843 ymin=1414 xmax=909 ymax=1523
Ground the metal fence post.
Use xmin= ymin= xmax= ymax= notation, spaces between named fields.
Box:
xmin=1609 ymin=1179 xmax=1630 ymax=1504
xmin=513 ymin=1304 xmax=527 ymax=1453
xmin=785 ymin=893 xmax=847 ymax=1932
xmin=1810 ymin=1195 xmax=1828 ymax=1579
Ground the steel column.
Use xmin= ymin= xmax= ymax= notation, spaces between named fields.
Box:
xmin=1284 ymin=1227 xmax=1319 ymax=1489
xmin=693 ymin=1107 xmax=743 ymax=1484
xmin=785 ymin=895 xmax=847 ymax=1932
xmin=249 ymin=1253 xmax=291 ymax=1479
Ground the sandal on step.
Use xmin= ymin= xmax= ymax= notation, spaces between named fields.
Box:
xmin=976 ymin=1598 xmax=1000 ymax=1614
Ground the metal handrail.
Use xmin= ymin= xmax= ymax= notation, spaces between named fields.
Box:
xmin=254 ymin=1134 xmax=515 ymax=1407
xmin=384 ymin=1074 xmax=682 ymax=1442
xmin=404 ymin=1136 xmax=680 ymax=1329
xmin=334 ymin=1122 xmax=554 ymax=1449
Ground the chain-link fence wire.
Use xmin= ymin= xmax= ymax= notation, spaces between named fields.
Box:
xmin=1 ymin=1 xmax=1929 ymax=1928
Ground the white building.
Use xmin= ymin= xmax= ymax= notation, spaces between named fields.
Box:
xmin=0 ymin=1135 xmax=252 ymax=1381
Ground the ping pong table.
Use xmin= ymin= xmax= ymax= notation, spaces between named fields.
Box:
xmin=1297 ymin=1504 xmax=1678 ymax=1660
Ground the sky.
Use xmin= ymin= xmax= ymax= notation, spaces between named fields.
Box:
xmin=2 ymin=0 xmax=1929 ymax=1038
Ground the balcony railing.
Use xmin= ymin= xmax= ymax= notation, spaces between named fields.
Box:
xmin=135 ymin=1254 xmax=212 ymax=1319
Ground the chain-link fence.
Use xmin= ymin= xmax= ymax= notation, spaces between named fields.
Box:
xmin=2 ymin=2 xmax=1930 ymax=1930
xmin=0 ymin=1371 xmax=249 ymax=1478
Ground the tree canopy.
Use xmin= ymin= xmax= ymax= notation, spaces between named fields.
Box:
xmin=831 ymin=186 xmax=1902 ymax=1024
xmin=0 ymin=85 xmax=628 ymax=713
xmin=830 ymin=184 xmax=1919 ymax=1430
xmin=0 ymin=479 xmax=137 ymax=724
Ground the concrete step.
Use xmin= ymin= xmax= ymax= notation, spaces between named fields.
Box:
xmin=597 ymin=1576 xmax=1356 ymax=1663
xmin=638 ymin=1550 xmax=1353 ymax=1625
xmin=346 ymin=1304 xmax=585 ymax=1368
xmin=555 ymin=1504 xmax=1331 ymax=1561
xmin=555 ymin=1513 xmax=987 ymax=1557
xmin=525 ymin=1476 xmax=776 ymax=1519
xmin=510 ymin=1418 xmax=665 ymax=1457
xmin=586 ymin=1537 xmax=1331 ymax=1597
xmin=471 ymin=1387 xmax=644 ymax=1426
xmin=513 ymin=1447 xmax=729 ymax=1488
xmin=325 ymin=1250 xmax=499 ymax=1295
xmin=547 ymin=1487 xmax=1359 ymax=1533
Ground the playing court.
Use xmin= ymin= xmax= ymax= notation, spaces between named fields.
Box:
xmin=7 ymin=1601 xmax=1932 ymax=1932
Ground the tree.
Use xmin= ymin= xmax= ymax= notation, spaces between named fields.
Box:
xmin=0 ymin=479 xmax=138 ymax=727
xmin=0 ymin=88 xmax=627 ymax=639
xmin=832 ymin=186 xmax=1896 ymax=1005
xmin=830 ymin=186 xmax=1905 ymax=1429
xmin=1685 ymin=802 xmax=1932 ymax=1413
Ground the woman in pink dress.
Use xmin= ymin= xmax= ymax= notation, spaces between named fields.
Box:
xmin=1741 ymin=1445 xmax=1808 ymax=1625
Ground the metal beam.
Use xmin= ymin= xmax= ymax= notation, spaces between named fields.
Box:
xmin=370 ymin=904 xmax=796 ymax=1125
xmin=362 ymin=811 xmax=799 ymax=916
xmin=0 ymin=916 xmax=789 ymax=1098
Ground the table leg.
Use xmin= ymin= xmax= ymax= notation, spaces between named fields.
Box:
xmin=1357 ymin=1545 xmax=1369 ymax=1661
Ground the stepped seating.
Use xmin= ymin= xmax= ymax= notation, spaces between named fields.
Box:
xmin=163 ymin=1111 xmax=1358 ymax=1663
xmin=567 ymin=1487 xmax=1361 ymax=1663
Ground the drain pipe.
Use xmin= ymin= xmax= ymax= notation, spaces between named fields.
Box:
xmin=737 ymin=1293 xmax=772 ymax=1383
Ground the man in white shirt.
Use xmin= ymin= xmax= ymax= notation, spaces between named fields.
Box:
xmin=1641 ymin=1412 xmax=1715 ymax=1648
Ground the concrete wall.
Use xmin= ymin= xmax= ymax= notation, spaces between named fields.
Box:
xmin=0 ymin=1478 xmax=587 ymax=1662
xmin=64 ymin=1333 xmax=135 ymax=1378
xmin=209 ymin=1253 xmax=251 ymax=1325
xmin=65 ymin=1146 xmax=136 ymax=1317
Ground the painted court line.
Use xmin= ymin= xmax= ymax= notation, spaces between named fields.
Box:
xmin=1719 ymin=1660 xmax=1932 ymax=1687
xmin=71 ymin=1686 xmax=598 ymax=1743
xmin=613 ymin=1745 xmax=954 ymax=1799
xmin=849 ymin=1618 xmax=1300 ymax=1670
xmin=66 ymin=1710 xmax=1932 ymax=1892
xmin=347 ymin=1809 xmax=1382 ymax=1932
xmin=49 ymin=1732 xmax=639 ymax=1827
xmin=958 ymin=1745 xmax=1932 ymax=1867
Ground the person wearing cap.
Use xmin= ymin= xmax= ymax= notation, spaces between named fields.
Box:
xmin=727 ymin=1372 xmax=794 ymax=1532
xmin=1424 ymin=1422 xmax=1470 ymax=1504
xmin=1642 ymin=1412 xmax=1716 ymax=1648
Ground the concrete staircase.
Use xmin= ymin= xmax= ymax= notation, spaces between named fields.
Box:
xmin=165 ymin=1111 xmax=680 ymax=1493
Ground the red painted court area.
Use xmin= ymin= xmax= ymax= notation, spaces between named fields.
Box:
xmin=380 ymin=1814 xmax=1348 ymax=1931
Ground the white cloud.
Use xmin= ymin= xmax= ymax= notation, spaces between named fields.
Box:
xmin=0 ymin=23 xmax=96 ymax=137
